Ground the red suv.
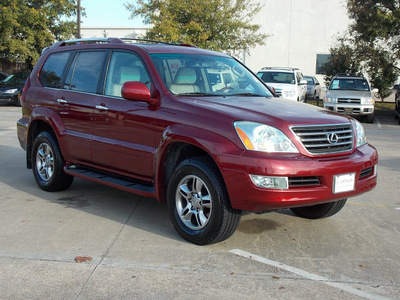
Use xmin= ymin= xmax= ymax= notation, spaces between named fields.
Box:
xmin=17 ymin=38 xmax=378 ymax=245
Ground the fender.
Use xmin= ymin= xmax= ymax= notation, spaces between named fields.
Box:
xmin=27 ymin=106 xmax=68 ymax=160
xmin=154 ymin=123 xmax=245 ymax=203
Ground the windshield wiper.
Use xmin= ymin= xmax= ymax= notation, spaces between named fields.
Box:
xmin=230 ymin=93 xmax=266 ymax=97
xmin=176 ymin=92 xmax=222 ymax=96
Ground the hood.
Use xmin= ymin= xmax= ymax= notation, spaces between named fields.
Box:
xmin=0 ymin=82 xmax=24 ymax=90
xmin=181 ymin=96 xmax=352 ymax=127
xmin=326 ymin=89 xmax=372 ymax=99
xmin=265 ymin=82 xmax=296 ymax=91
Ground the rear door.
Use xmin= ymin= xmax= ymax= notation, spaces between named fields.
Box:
xmin=56 ymin=50 xmax=108 ymax=164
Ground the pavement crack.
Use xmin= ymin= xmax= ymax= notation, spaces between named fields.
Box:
xmin=74 ymin=199 xmax=142 ymax=300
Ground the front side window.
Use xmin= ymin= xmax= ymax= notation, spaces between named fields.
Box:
xmin=151 ymin=53 xmax=273 ymax=97
xmin=39 ymin=52 xmax=71 ymax=88
xmin=104 ymin=51 xmax=151 ymax=97
xmin=64 ymin=51 xmax=107 ymax=93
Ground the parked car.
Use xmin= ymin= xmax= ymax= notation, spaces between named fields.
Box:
xmin=393 ymin=84 xmax=400 ymax=124
xmin=256 ymin=67 xmax=307 ymax=101
xmin=324 ymin=74 xmax=377 ymax=123
xmin=17 ymin=38 xmax=377 ymax=245
xmin=304 ymin=75 xmax=321 ymax=100
xmin=0 ymin=72 xmax=29 ymax=106
xmin=0 ymin=71 xmax=8 ymax=81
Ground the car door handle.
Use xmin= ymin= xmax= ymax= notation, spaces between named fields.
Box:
xmin=95 ymin=105 xmax=109 ymax=111
xmin=57 ymin=99 xmax=68 ymax=104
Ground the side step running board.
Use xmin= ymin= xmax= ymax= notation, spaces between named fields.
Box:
xmin=64 ymin=165 xmax=155 ymax=198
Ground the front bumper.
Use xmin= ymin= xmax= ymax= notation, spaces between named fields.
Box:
xmin=324 ymin=103 xmax=374 ymax=116
xmin=220 ymin=143 xmax=378 ymax=211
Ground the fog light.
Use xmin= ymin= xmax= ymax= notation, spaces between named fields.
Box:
xmin=250 ymin=175 xmax=288 ymax=189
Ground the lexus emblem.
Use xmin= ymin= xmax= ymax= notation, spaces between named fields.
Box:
xmin=327 ymin=133 xmax=339 ymax=144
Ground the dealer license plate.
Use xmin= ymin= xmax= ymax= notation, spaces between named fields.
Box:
xmin=344 ymin=108 xmax=353 ymax=113
xmin=333 ymin=173 xmax=356 ymax=194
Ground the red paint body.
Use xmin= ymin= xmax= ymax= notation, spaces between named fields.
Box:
xmin=17 ymin=41 xmax=377 ymax=212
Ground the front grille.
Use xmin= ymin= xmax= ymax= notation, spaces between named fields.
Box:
xmin=291 ymin=123 xmax=354 ymax=155
xmin=338 ymin=98 xmax=361 ymax=104
xmin=359 ymin=167 xmax=373 ymax=179
xmin=289 ymin=176 xmax=320 ymax=187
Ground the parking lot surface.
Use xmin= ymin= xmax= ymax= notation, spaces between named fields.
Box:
xmin=1 ymin=106 xmax=399 ymax=299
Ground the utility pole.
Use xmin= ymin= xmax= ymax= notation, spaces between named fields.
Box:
xmin=77 ymin=0 xmax=81 ymax=38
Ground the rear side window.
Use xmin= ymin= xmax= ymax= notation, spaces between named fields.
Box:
xmin=64 ymin=51 xmax=107 ymax=93
xmin=39 ymin=52 xmax=71 ymax=88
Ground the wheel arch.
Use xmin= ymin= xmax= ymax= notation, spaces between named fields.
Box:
xmin=26 ymin=107 xmax=65 ymax=169
xmin=154 ymin=125 xmax=242 ymax=205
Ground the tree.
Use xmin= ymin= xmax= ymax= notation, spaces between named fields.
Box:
xmin=0 ymin=0 xmax=78 ymax=70
xmin=322 ymin=35 xmax=398 ymax=98
xmin=125 ymin=0 xmax=268 ymax=55
xmin=321 ymin=36 xmax=362 ymax=85
xmin=341 ymin=0 xmax=400 ymax=98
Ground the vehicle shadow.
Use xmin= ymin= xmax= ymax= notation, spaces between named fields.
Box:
xmin=0 ymin=144 xmax=180 ymax=243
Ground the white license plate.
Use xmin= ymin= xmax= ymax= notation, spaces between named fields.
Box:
xmin=333 ymin=173 xmax=356 ymax=194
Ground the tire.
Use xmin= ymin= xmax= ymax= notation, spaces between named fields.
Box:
xmin=167 ymin=157 xmax=241 ymax=245
xmin=366 ymin=113 xmax=374 ymax=124
xmin=290 ymin=199 xmax=347 ymax=219
xmin=32 ymin=131 xmax=74 ymax=192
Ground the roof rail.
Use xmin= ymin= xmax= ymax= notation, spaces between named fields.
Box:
xmin=333 ymin=73 xmax=364 ymax=78
xmin=46 ymin=37 xmax=197 ymax=50
xmin=261 ymin=67 xmax=299 ymax=71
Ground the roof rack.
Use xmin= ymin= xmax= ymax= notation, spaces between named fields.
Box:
xmin=45 ymin=37 xmax=197 ymax=51
xmin=333 ymin=73 xmax=364 ymax=78
xmin=261 ymin=67 xmax=299 ymax=71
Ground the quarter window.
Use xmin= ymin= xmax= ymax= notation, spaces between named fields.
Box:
xmin=39 ymin=52 xmax=71 ymax=88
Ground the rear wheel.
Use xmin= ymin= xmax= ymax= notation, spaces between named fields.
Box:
xmin=32 ymin=131 xmax=74 ymax=191
xmin=167 ymin=157 xmax=241 ymax=245
xmin=290 ymin=199 xmax=347 ymax=219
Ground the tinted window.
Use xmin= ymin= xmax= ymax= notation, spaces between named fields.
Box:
xmin=39 ymin=52 xmax=71 ymax=88
xmin=64 ymin=51 xmax=106 ymax=93
xmin=104 ymin=51 xmax=151 ymax=97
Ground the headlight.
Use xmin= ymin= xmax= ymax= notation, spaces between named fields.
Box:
xmin=4 ymin=88 xmax=18 ymax=94
xmin=324 ymin=96 xmax=336 ymax=103
xmin=355 ymin=120 xmax=367 ymax=147
xmin=361 ymin=97 xmax=374 ymax=104
xmin=234 ymin=121 xmax=299 ymax=153
xmin=283 ymin=90 xmax=296 ymax=98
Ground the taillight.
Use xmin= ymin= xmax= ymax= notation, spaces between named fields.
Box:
xmin=20 ymin=76 xmax=30 ymax=104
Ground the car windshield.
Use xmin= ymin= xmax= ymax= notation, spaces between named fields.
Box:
xmin=150 ymin=53 xmax=273 ymax=97
xmin=2 ymin=73 xmax=29 ymax=84
xmin=329 ymin=78 xmax=370 ymax=91
xmin=257 ymin=71 xmax=295 ymax=85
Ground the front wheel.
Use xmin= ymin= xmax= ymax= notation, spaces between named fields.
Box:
xmin=167 ymin=157 xmax=241 ymax=245
xmin=290 ymin=199 xmax=347 ymax=219
xmin=32 ymin=131 xmax=74 ymax=192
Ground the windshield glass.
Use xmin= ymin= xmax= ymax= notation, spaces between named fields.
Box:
xmin=257 ymin=71 xmax=295 ymax=85
xmin=329 ymin=78 xmax=370 ymax=91
xmin=150 ymin=53 xmax=273 ymax=97
xmin=2 ymin=73 xmax=29 ymax=84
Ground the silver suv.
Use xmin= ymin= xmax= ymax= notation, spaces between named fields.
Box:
xmin=256 ymin=67 xmax=307 ymax=101
xmin=324 ymin=74 xmax=377 ymax=123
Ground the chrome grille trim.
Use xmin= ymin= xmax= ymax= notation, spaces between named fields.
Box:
xmin=290 ymin=123 xmax=354 ymax=155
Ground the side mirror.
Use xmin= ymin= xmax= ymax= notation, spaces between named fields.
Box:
xmin=299 ymin=79 xmax=307 ymax=85
xmin=315 ymin=82 xmax=320 ymax=86
xmin=121 ymin=81 xmax=158 ymax=105
xmin=372 ymin=88 xmax=379 ymax=93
